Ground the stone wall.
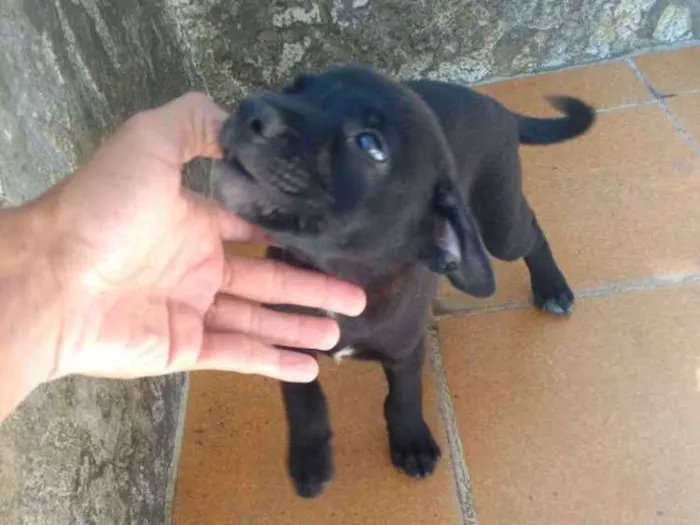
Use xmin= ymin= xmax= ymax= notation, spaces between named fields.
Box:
xmin=0 ymin=0 xmax=697 ymax=524
xmin=168 ymin=0 xmax=699 ymax=109
xmin=0 ymin=377 xmax=187 ymax=525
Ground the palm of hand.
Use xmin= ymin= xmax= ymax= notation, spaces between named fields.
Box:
xmin=51 ymin=115 xmax=226 ymax=378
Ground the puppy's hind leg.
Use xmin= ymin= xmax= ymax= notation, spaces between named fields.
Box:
xmin=523 ymin=216 xmax=574 ymax=316
xmin=382 ymin=340 xmax=441 ymax=478
xmin=281 ymin=380 xmax=334 ymax=498
xmin=472 ymin=149 xmax=574 ymax=316
xmin=482 ymin=200 xmax=574 ymax=316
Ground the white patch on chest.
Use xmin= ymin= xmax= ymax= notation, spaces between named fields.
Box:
xmin=332 ymin=346 xmax=356 ymax=363
xmin=323 ymin=310 xmax=354 ymax=363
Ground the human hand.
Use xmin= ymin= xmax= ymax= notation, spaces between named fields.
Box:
xmin=1 ymin=93 xmax=365 ymax=416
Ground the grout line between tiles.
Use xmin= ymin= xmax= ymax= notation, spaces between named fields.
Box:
xmin=596 ymin=99 xmax=658 ymax=113
xmin=427 ymin=326 xmax=478 ymax=525
xmin=626 ymin=58 xmax=700 ymax=156
xmin=433 ymin=272 xmax=700 ymax=319
xmin=434 ymin=298 xmax=532 ymax=319
xmin=668 ymin=88 xmax=700 ymax=97
xmin=594 ymin=88 xmax=700 ymax=115
xmin=467 ymin=39 xmax=700 ymax=88
xmin=546 ymin=89 xmax=700 ymax=116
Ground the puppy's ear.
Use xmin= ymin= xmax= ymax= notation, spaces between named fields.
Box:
xmin=422 ymin=178 xmax=495 ymax=297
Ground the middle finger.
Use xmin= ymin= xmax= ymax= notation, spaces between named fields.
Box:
xmin=219 ymin=255 xmax=366 ymax=317
xmin=205 ymin=294 xmax=341 ymax=350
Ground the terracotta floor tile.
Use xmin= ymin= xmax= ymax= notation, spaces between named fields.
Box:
xmin=667 ymin=93 xmax=700 ymax=143
xmin=173 ymin=361 xmax=460 ymax=525
xmin=439 ymin=283 xmax=700 ymax=525
xmin=477 ymin=61 xmax=651 ymax=115
xmin=437 ymin=104 xmax=700 ymax=310
xmin=634 ymin=46 xmax=700 ymax=96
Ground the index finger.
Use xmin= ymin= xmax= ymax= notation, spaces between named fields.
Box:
xmin=220 ymin=255 xmax=367 ymax=317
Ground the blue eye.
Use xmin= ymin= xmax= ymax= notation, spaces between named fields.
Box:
xmin=356 ymin=132 xmax=387 ymax=162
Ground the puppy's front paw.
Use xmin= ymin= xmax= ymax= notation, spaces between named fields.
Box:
xmin=389 ymin=424 xmax=441 ymax=478
xmin=288 ymin=438 xmax=333 ymax=498
xmin=532 ymin=273 xmax=575 ymax=316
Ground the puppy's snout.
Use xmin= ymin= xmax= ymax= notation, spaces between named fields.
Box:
xmin=239 ymin=97 xmax=287 ymax=141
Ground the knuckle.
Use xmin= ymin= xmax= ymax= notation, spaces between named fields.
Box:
xmin=221 ymin=258 xmax=236 ymax=290
xmin=204 ymin=295 xmax=222 ymax=326
xmin=263 ymin=260 xmax=284 ymax=300
xmin=287 ymin=316 xmax=304 ymax=346
xmin=241 ymin=302 xmax=258 ymax=334
xmin=244 ymin=340 xmax=274 ymax=376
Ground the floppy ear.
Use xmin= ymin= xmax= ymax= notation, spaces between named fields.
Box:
xmin=422 ymin=178 xmax=495 ymax=298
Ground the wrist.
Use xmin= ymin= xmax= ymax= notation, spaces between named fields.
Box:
xmin=0 ymin=197 xmax=62 ymax=422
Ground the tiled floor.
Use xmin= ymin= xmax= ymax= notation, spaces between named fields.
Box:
xmin=173 ymin=46 xmax=700 ymax=525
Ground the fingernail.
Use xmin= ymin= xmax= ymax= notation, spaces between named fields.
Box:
xmin=345 ymin=289 xmax=367 ymax=317
xmin=279 ymin=353 xmax=319 ymax=382
xmin=318 ymin=323 xmax=340 ymax=350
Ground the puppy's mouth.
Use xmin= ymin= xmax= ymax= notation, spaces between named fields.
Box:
xmin=219 ymin=151 xmax=325 ymax=236
xmin=251 ymin=204 xmax=324 ymax=234
xmin=223 ymin=149 xmax=256 ymax=184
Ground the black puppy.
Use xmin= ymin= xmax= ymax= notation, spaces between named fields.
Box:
xmin=212 ymin=66 xmax=595 ymax=498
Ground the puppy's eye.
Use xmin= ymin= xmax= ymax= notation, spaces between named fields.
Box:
xmin=356 ymin=132 xmax=387 ymax=162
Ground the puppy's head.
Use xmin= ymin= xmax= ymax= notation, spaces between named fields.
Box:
xmin=213 ymin=66 xmax=494 ymax=297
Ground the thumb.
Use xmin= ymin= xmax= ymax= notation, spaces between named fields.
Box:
xmin=147 ymin=92 xmax=230 ymax=164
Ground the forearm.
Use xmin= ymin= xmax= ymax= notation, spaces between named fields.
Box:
xmin=0 ymin=200 xmax=61 ymax=422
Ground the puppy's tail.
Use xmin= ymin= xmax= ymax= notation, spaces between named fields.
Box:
xmin=517 ymin=96 xmax=595 ymax=145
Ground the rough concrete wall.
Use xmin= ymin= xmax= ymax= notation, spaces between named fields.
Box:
xmin=0 ymin=377 xmax=187 ymax=525
xmin=0 ymin=0 xmax=207 ymax=204
xmin=168 ymin=0 xmax=699 ymax=108
xmin=0 ymin=1 xmax=200 ymax=523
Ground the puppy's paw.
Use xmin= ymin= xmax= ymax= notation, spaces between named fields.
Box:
xmin=532 ymin=274 xmax=575 ymax=317
xmin=389 ymin=424 xmax=441 ymax=478
xmin=288 ymin=439 xmax=333 ymax=498
xmin=534 ymin=289 xmax=575 ymax=316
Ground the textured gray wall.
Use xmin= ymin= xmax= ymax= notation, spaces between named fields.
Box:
xmin=168 ymin=0 xmax=699 ymax=109
xmin=0 ymin=0 xmax=698 ymax=524
xmin=0 ymin=1 xmax=200 ymax=524
xmin=0 ymin=377 xmax=187 ymax=525
xmin=0 ymin=0 xmax=208 ymax=204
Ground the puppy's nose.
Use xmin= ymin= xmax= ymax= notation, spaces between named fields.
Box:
xmin=238 ymin=97 xmax=287 ymax=140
